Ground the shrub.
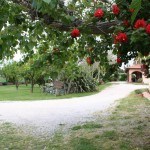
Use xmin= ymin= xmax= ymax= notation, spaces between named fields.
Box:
xmin=137 ymin=78 xmax=143 ymax=83
xmin=2 ymin=82 xmax=8 ymax=86
xmin=119 ymin=73 xmax=127 ymax=81
xmin=66 ymin=73 xmax=97 ymax=93
xmin=135 ymin=89 xmax=143 ymax=94
xmin=110 ymin=74 xmax=117 ymax=81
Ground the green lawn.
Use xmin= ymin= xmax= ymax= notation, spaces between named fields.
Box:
xmin=0 ymin=89 xmax=149 ymax=150
xmin=0 ymin=83 xmax=111 ymax=101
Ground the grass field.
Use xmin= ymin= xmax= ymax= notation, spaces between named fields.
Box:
xmin=0 ymin=83 xmax=111 ymax=101
xmin=0 ymin=89 xmax=149 ymax=150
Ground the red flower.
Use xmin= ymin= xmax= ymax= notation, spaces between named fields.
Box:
xmin=123 ymin=20 xmax=130 ymax=27
xmin=114 ymin=32 xmax=128 ymax=43
xmin=86 ymin=57 xmax=92 ymax=65
xmin=112 ymin=4 xmax=120 ymax=15
xmin=129 ymin=8 xmax=134 ymax=13
xmin=146 ymin=24 xmax=150 ymax=34
xmin=71 ymin=28 xmax=80 ymax=38
xmin=116 ymin=58 xmax=122 ymax=63
xmin=134 ymin=19 xmax=147 ymax=29
xmin=94 ymin=8 xmax=104 ymax=19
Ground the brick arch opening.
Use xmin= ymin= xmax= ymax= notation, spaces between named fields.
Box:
xmin=130 ymin=71 xmax=142 ymax=82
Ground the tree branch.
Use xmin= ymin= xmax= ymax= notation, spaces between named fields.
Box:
xmin=11 ymin=0 xmax=119 ymax=34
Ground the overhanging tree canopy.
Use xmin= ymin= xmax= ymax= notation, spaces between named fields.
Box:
xmin=0 ymin=0 xmax=149 ymax=68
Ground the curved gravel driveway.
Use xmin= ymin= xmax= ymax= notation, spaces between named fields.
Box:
xmin=0 ymin=82 xmax=147 ymax=136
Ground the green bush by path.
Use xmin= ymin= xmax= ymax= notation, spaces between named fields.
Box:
xmin=0 ymin=83 xmax=111 ymax=101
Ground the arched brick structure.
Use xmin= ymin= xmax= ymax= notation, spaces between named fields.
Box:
xmin=126 ymin=64 xmax=143 ymax=82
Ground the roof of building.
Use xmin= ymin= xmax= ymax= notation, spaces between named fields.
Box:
xmin=126 ymin=64 xmax=142 ymax=70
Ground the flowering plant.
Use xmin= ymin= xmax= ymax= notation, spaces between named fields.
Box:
xmin=112 ymin=4 xmax=120 ymax=15
xmin=71 ymin=28 xmax=80 ymax=38
xmin=94 ymin=8 xmax=104 ymax=19
xmin=111 ymin=0 xmax=150 ymax=64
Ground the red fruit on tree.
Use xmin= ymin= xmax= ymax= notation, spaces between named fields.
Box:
xmin=112 ymin=4 xmax=120 ymax=15
xmin=71 ymin=28 xmax=80 ymax=38
xmin=94 ymin=8 xmax=104 ymax=19
xmin=134 ymin=19 xmax=147 ymax=29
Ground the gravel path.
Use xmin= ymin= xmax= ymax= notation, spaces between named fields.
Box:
xmin=0 ymin=82 xmax=147 ymax=136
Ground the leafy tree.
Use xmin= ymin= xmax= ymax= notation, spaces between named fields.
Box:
xmin=1 ymin=62 xmax=23 ymax=90
xmin=0 ymin=0 xmax=149 ymax=86
xmin=23 ymin=59 xmax=40 ymax=93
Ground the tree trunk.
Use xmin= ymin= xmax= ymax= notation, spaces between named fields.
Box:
xmin=15 ymin=80 xmax=19 ymax=90
xmin=31 ymin=77 xmax=34 ymax=93
xmin=25 ymin=80 xmax=28 ymax=86
xmin=98 ymin=68 xmax=100 ymax=83
xmin=67 ymin=80 xmax=72 ymax=94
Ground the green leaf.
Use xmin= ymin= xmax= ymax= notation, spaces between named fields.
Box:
xmin=43 ymin=0 xmax=51 ymax=4
xmin=0 ymin=39 xmax=3 ymax=45
xmin=130 ymin=0 xmax=142 ymax=24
